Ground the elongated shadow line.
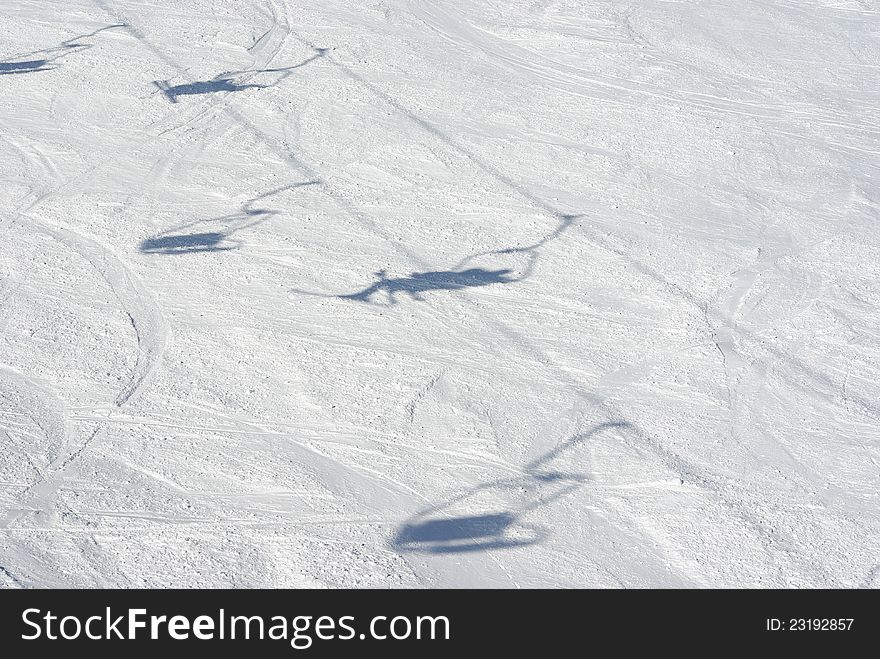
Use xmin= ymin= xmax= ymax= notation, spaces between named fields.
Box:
xmin=238 ymin=48 xmax=329 ymax=76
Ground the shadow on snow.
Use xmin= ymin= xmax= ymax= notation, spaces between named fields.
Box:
xmin=153 ymin=49 xmax=328 ymax=103
xmin=338 ymin=268 xmax=518 ymax=304
xmin=392 ymin=422 xmax=629 ymax=554
xmin=291 ymin=213 xmax=580 ymax=305
xmin=139 ymin=181 xmax=317 ymax=255
xmin=0 ymin=25 xmax=124 ymax=75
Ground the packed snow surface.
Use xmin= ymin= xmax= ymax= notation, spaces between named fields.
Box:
xmin=1 ymin=0 xmax=879 ymax=588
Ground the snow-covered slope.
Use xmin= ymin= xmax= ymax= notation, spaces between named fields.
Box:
xmin=1 ymin=0 xmax=878 ymax=588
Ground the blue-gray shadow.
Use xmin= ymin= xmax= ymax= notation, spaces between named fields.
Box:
xmin=153 ymin=77 xmax=267 ymax=102
xmin=139 ymin=182 xmax=317 ymax=255
xmin=339 ymin=268 xmax=517 ymax=304
xmin=0 ymin=25 xmax=123 ymax=76
xmin=392 ymin=422 xmax=629 ymax=554
xmin=140 ymin=232 xmax=234 ymax=255
xmin=394 ymin=513 xmax=544 ymax=554
xmin=290 ymin=213 xmax=579 ymax=305
xmin=0 ymin=60 xmax=52 ymax=75
xmin=154 ymin=49 xmax=328 ymax=103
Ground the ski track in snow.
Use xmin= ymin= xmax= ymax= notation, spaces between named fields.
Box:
xmin=0 ymin=0 xmax=877 ymax=587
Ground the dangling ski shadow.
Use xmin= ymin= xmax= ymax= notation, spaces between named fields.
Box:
xmin=0 ymin=25 xmax=124 ymax=75
xmin=392 ymin=421 xmax=629 ymax=554
xmin=153 ymin=49 xmax=328 ymax=103
xmin=290 ymin=213 xmax=580 ymax=305
xmin=140 ymin=181 xmax=317 ymax=255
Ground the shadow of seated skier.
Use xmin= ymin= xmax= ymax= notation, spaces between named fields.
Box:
xmin=154 ymin=75 xmax=268 ymax=103
xmin=154 ymin=50 xmax=328 ymax=103
xmin=291 ymin=214 xmax=580 ymax=305
xmin=340 ymin=268 xmax=517 ymax=305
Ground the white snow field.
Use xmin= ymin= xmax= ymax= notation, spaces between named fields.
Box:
xmin=1 ymin=0 xmax=878 ymax=589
